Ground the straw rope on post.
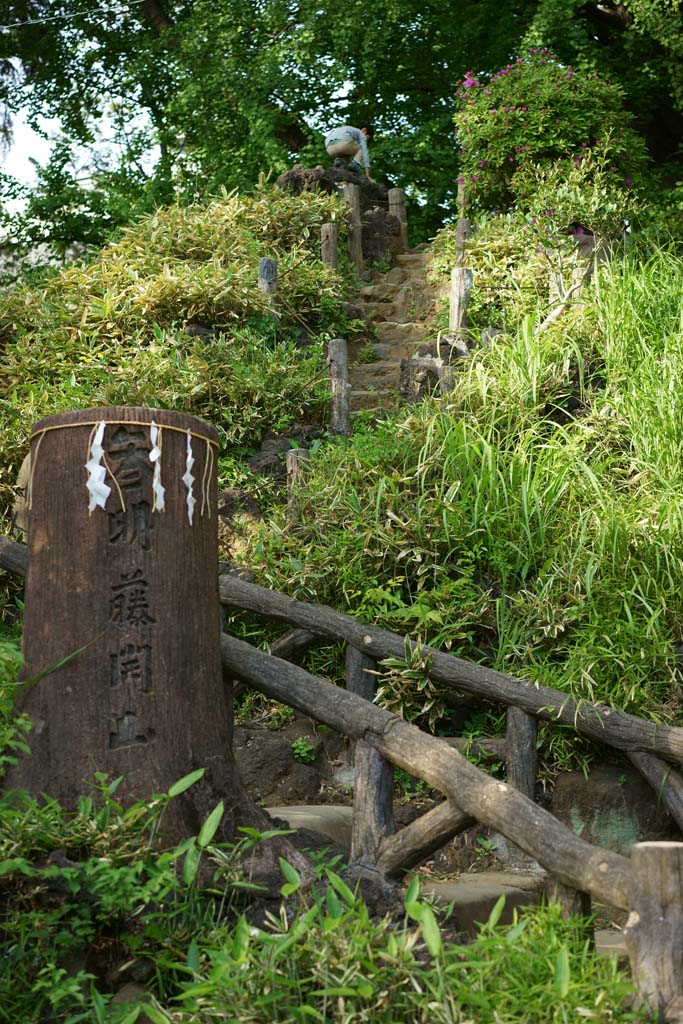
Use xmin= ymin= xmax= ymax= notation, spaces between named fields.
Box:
xmin=342 ymin=183 xmax=364 ymax=278
xmin=388 ymin=187 xmax=408 ymax=253
xmin=258 ymin=257 xmax=278 ymax=313
xmin=321 ymin=223 xmax=339 ymax=269
xmin=346 ymin=645 xmax=394 ymax=870
xmin=328 ymin=337 xmax=350 ymax=436
xmin=5 ymin=406 xmax=248 ymax=843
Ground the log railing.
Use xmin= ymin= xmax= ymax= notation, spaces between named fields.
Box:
xmin=2 ymin=532 xmax=683 ymax=1017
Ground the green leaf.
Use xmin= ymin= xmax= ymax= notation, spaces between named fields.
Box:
xmin=405 ymin=900 xmax=425 ymax=924
xmin=325 ymin=886 xmax=342 ymax=919
xmin=279 ymin=858 xmax=302 ymax=888
xmin=555 ymin=944 xmax=570 ymax=998
xmin=139 ymin=1005 xmax=172 ymax=1024
xmin=485 ymin=894 xmax=506 ymax=930
xmin=168 ymin=768 xmax=205 ymax=797
xmin=117 ymin=1009 xmax=142 ymax=1024
xmin=420 ymin=904 xmax=442 ymax=957
xmin=325 ymin=868 xmax=355 ymax=905
xmin=505 ymin=918 xmax=528 ymax=944
xmin=183 ymin=842 xmax=200 ymax=886
xmin=186 ymin=938 xmax=200 ymax=974
xmin=404 ymin=875 xmax=420 ymax=907
xmin=197 ymin=801 xmax=224 ymax=849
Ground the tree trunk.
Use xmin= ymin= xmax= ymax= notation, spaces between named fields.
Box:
xmin=4 ymin=407 xmax=309 ymax=878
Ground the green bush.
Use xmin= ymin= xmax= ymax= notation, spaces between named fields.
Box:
xmin=454 ymin=51 xmax=648 ymax=218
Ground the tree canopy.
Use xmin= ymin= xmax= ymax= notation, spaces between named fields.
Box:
xmin=0 ymin=0 xmax=681 ymax=249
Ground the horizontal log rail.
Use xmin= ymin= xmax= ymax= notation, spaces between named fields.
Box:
xmin=215 ymin=571 xmax=683 ymax=764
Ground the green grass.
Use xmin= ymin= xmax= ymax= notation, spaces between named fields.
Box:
xmin=252 ymin=244 xmax=683 ymax=769
xmin=0 ymin=780 xmax=644 ymax=1024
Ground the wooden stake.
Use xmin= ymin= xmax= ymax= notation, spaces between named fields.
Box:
xmin=624 ymin=842 xmax=683 ymax=1021
xmin=258 ymin=257 xmax=278 ymax=314
xmin=506 ymin=706 xmax=537 ymax=800
xmin=629 ymin=751 xmax=683 ymax=834
xmin=328 ymin=338 xmax=350 ymax=436
xmin=378 ymin=799 xmax=473 ymax=876
xmin=449 ymin=267 xmax=473 ymax=332
xmin=346 ymin=645 xmax=394 ymax=869
xmin=342 ymin=183 xmax=364 ymax=277
xmin=321 ymin=223 xmax=339 ymax=269
xmin=388 ymin=187 xmax=408 ymax=253
xmin=455 ymin=218 xmax=471 ymax=268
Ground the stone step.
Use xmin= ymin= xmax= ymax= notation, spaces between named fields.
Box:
xmin=359 ymin=283 xmax=396 ymax=301
xmin=362 ymin=300 xmax=409 ymax=323
xmin=266 ymin=807 xmax=627 ymax=957
xmin=396 ymin=252 xmax=429 ymax=268
xmin=267 ymin=804 xmax=353 ymax=848
xmin=349 ymin=361 xmax=401 ymax=389
xmin=349 ymin=389 xmax=399 ymax=412
xmin=374 ymin=321 xmax=426 ymax=347
xmin=422 ymin=873 xmax=547 ymax=936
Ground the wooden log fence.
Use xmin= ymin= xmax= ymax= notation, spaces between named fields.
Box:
xmin=4 ymin=534 xmax=683 ymax=1015
xmin=214 ymin=571 xmax=683 ymax=766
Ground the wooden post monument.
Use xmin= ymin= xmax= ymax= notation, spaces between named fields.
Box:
xmin=7 ymin=407 xmax=241 ymax=840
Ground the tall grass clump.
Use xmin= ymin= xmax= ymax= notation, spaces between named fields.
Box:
xmin=255 ymin=244 xmax=683 ymax=760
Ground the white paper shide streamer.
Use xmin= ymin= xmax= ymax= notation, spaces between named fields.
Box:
xmin=149 ymin=421 xmax=165 ymax=512
xmin=85 ymin=421 xmax=111 ymax=512
xmin=182 ymin=430 xmax=196 ymax=525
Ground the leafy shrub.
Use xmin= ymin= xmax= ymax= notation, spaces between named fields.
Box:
xmin=454 ymin=51 xmax=648 ymax=217
xmin=0 ymin=187 xmax=356 ymax=528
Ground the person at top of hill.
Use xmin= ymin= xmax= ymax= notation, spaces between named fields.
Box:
xmin=324 ymin=122 xmax=374 ymax=179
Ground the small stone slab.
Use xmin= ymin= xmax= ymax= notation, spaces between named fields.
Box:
xmin=421 ymin=872 xmax=546 ymax=935
xmin=267 ymin=804 xmax=353 ymax=848
xmin=594 ymin=929 xmax=627 ymax=960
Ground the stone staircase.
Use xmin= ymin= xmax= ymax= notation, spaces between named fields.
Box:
xmin=349 ymin=250 xmax=436 ymax=414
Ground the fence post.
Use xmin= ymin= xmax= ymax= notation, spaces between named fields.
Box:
xmin=286 ymin=448 xmax=310 ymax=527
xmin=346 ymin=645 xmax=394 ymax=870
xmin=258 ymin=257 xmax=278 ymax=313
xmin=388 ymin=187 xmax=408 ymax=253
xmin=506 ymin=706 xmax=537 ymax=800
xmin=321 ymin=223 xmax=339 ymax=269
xmin=449 ymin=267 xmax=473 ymax=333
xmin=624 ymin=842 xmax=683 ymax=1021
xmin=327 ymin=337 xmax=350 ymax=436
xmin=342 ymin=183 xmax=364 ymax=278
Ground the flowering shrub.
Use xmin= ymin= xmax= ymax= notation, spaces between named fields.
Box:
xmin=454 ymin=51 xmax=648 ymax=219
